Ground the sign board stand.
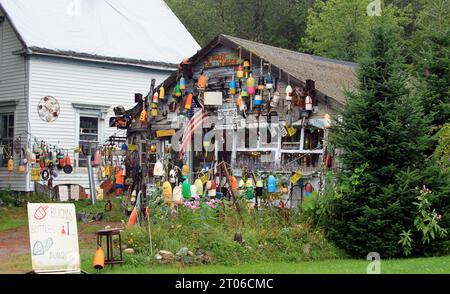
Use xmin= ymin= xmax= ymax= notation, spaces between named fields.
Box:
xmin=27 ymin=203 xmax=85 ymax=274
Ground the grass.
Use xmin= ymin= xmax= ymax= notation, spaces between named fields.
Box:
xmin=0 ymin=207 xmax=28 ymax=232
xmin=1 ymin=197 xmax=449 ymax=274
xmin=98 ymin=256 xmax=450 ymax=274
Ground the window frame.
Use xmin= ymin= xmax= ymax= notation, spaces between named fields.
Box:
xmin=0 ymin=106 xmax=15 ymax=167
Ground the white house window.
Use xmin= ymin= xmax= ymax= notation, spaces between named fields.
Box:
xmin=79 ymin=116 xmax=99 ymax=167
xmin=0 ymin=113 xmax=14 ymax=166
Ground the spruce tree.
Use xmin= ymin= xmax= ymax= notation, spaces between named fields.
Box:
xmin=325 ymin=20 xmax=431 ymax=258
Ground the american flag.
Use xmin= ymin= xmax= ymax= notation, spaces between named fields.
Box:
xmin=178 ymin=95 xmax=207 ymax=160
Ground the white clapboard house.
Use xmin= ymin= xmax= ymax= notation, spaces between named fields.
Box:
xmin=0 ymin=0 xmax=200 ymax=192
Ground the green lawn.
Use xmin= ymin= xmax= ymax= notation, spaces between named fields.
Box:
xmin=0 ymin=207 xmax=28 ymax=232
xmin=1 ymin=204 xmax=449 ymax=274
xmin=98 ymin=256 xmax=450 ymax=274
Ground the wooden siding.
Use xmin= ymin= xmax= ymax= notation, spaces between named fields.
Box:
xmin=0 ymin=13 xmax=29 ymax=191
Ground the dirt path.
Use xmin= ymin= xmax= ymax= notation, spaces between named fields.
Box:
xmin=0 ymin=226 xmax=30 ymax=261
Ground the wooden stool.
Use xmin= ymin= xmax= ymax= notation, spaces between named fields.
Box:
xmin=96 ymin=228 xmax=124 ymax=267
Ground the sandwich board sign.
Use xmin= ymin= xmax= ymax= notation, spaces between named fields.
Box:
xmin=27 ymin=203 xmax=81 ymax=273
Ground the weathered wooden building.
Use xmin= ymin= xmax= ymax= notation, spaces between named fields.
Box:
xmin=114 ymin=34 xmax=357 ymax=205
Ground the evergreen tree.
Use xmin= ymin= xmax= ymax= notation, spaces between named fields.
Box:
xmin=410 ymin=0 xmax=450 ymax=130
xmin=325 ymin=20 xmax=432 ymax=258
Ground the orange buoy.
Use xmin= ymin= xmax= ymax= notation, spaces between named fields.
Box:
xmin=230 ymin=176 xmax=237 ymax=194
xmin=128 ymin=207 xmax=138 ymax=226
xmin=197 ymin=74 xmax=207 ymax=90
xmin=185 ymin=93 xmax=193 ymax=110
xmin=18 ymin=159 xmax=26 ymax=173
xmin=7 ymin=158 xmax=13 ymax=172
xmin=93 ymin=246 xmax=105 ymax=270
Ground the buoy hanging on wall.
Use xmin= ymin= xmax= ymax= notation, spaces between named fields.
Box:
xmin=159 ymin=86 xmax=165 ymax=100
xmin=175 ymin=83 xmax=182 ymax=97
xmin=185 ymin=93 xmax=193 ymax=110
xmin=324 ymin=114 xmax=331 ymax=129
xmin=7 ymin=158 xmax=14 ymax=172
xmin=197 ymin=73 xmax=207 ymax=90
xmin=236 ymin=65 xmax=244 ymax=79
xmin=246 ymin=74 xmax=255 ymax=95
xmin=229 ymin=79 xmax=236 ymax=95
xmin=179 ymin=77 xmax=186 ymax=90
xmin=285 ymin=85 xmax=293 ymax=101
xmin=305 ymin=96 xmax=313 ymax=111
xmin=265 ymin=73 xmax=273 ymax=90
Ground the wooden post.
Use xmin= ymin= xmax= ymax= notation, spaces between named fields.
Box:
xmin=250 ymin=171 xmax=258 ymax=210
xmin=220 ymin=162 xmax=243 ymax=223
xmin=142 ymin=79 xmax=156 ymax=218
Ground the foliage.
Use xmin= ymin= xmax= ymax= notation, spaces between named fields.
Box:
xmin=165 ymin=0 xmax=314 ymax=50
xmin=413 ymin=186 xmax=448 ymax=245
xmin=409 ymin=0 xmax=450 ymax=130
xmin=324 ymin=20 xmax=437 ymax=258
xmin=432 ymin=124 xmax=450 ymax=167
xmin=121 ymin=197 xmax=342 ymax=266
xmin=301 ymin=0 xmax=413 ymax=61
xmin=398 ymin=230 xmax=413 ymax=256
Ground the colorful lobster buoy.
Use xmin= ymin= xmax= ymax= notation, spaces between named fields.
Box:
xmin=305 ymin=95 xmax=313 ymax=111
xmin=229 ymin=79 xmax=236 ymax=95
xmin=265 ymin=73 xmax=273 ymax=90
xmin=159 ymin=86 xmax=165 ymax=100
xmin=190 ymin=184 xmax=198 ymax=198
xmin=181 ymin=164 xmax=189 ymax=176
xmin=151 ymin=104 xmax=158 ymax=117
xmin=271 ymin=92 xmax=280 ymax=108
xmin=324 ymin=114 xmax=331 ymax=129
xmin=268 ymin=175 xmax=277 ymax=193
xmin=246 ymin=74 xmax=255 ymax=95
xmin=236 ymin=65 xmax=244 ymax=79
xmin=175 ymin=83 xmax=182 ymax=97
xmin=195 ymin=178 xmax=204 ymax=197
xmin=230 ymin=176 xmax=237 ymax=194
xmin=140 ymin=109 xmax=148 ymax=123
xmin=182 ymin=180 xmax=192 ymax=200
xmin=127 ymin=207 xmax=138 ymax=226
xmin=241 ymin=87 xmax=249 ymax=98
xmin=152 ymin=92 xmax=159 ymax=103
xmin=258 ymin=77 xmax=265 ymax=91
xmin=93 ymin=246 xmax=105 ymax=270
xmin=172 ymin=186 xmax=183 ymax=204
xmin=7 ymin=158 xmax=13 ymax=172
xmin=169 ymin=169 xmax=177 ymax=184
xmin=255 ymin=180 xmax=263 ymax=197
xmin=245 ymin=179 xmax=254 ymax=200
xmin=254 ymin=93 xmax=263 ymax=106
xmin=18 ymin=159 xmax=26 ymax=173
xmin=185 ymin=93 xmax=193 ymax=110
xmin=305 ymin=182 xmax=314 ymax=197
xmin=153 ymin=160 xmax=164 ymax=177
xmin=207 ymin=180 xmax=216 ymax=197
xmin=285 ymin=85 xmax=293 ymax=101
xmin=63 ymin=154 xmax=73 ymax=174
xmin=162 ymin=181 xmax=173 ymax=204
xmin=197 ymin=73 xmax=207 ymax=90
xmin=236 ymin=96 xmax=246 ymax=111
xmin=179 ymin=77 xmax=186 ymax=91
